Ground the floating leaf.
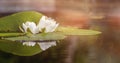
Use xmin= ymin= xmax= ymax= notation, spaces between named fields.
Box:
xmin=56 ymin=27 xmax=101 ymax=35
xmin=3 ymin=33 xmax=66 ymax=42
xmin=0 ymin=11 xmax=43 ymax=32
xmin=0 ymin=33 xmax=25 ymax=37
xmin=0 ymin=40 xmax=42 ymax=56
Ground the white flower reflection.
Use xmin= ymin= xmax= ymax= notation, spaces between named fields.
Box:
xmin=38 ymin=41 xmax=56 ymax=50
xmin=22 ymin=41 xmax=56 ymax=50
xmin=23 ymin=42 xmax=36 ymax=46
xmin=21 ymin=16 xmax=58 ymax=50
xmin=21 ymin=16 xmax=59 ymax=34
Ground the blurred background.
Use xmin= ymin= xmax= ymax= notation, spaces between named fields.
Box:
xmin=0 ymin=0 xmax=120 ymax=63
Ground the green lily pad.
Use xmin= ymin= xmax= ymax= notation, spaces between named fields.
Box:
xmin=57 ymin=27 xmax=101 ymax=35
xmin=3 ymin=33 xmax=66 ymax=42
xmin=0 ymin=40 xmax=41 ymax=56
xmin=0 ymin=11 xmax=43 ymax=32
xmin=0 ymin=33 xmax=25 ymax=37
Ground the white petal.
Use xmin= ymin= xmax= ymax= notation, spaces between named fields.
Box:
xmin=23 ymin=42 xmax=36 ymax=46
xmin=44 ymin=22 xmax=54 ymax=32
xmin=51 ymin=23 xmax=59 ymax=32
xmin=22 ymin=23 xmax=28 ymax=32
xmin=26 ymin=22 xmax=38 ymax=34
xmin=38 ymin=16 xmax=46 ymax=29
xmin=45 ymin=23 xmax=59 ymax=33
xmin=45 ymin=17 xmax=58 ymax=32
xmin=45 ymin=25 xmax=54 ymax=32
xmin=40 ymin=16 xmax=46 ymax=22
xmin=37 ymin=41 xmax=56 ymax=50
xmin=37 ymin=16 xmax=47 ymax=32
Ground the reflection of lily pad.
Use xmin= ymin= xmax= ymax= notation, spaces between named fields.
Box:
xmin=0 ymin=40 xmax=41 ymax=56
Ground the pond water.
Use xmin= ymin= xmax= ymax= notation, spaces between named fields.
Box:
xmin=0 ymin=35 xmax=99 ymax=63
xmin=0 ymin=29 xmax=119 ymax=63
xmin=0 ymin=0 xmax=120 ymax=61
xmin=0 ymin=11 xmax=120 ymax=63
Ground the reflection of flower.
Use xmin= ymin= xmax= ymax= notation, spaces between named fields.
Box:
xmin=21 ymin=16 xmax=58 ymax=50
xmin=38 ymin=41 xmax=56 ymax=50
xmin=22 ymin=41 xmax=56 ymax=50
xmin=23 ymin=42 xmax=36 ymax=46
xmin=21 ymin=16 xmax=59 ymax=34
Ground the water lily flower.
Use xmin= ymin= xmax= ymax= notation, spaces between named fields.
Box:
xmin=21 ymin=16 xmax=58 ymax=49
xmin=38 ymin=16 xmax=59 ymax=33
xmin=37 ymin=41 xmax=56 ymax=50
xmin=21 ymin=16 xmax=59 ymax=34
xmin=22 ymin=22 xmax=40 ymax=34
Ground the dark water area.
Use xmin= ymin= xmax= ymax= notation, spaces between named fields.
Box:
xmin=0 ymin=35 xmax=99 ymax=63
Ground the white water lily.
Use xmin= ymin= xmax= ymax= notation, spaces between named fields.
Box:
xmin=37 ymin=41 xmax=56 ymax=50
xmin=21 ymin=16 xmax=58 ymax=49
xmin=21 ymin=16 xmax=59 ymax=34
xmin=38 ymin=16 xmax=59 ymax=33
xmin=22 ymin=22 xmax=39 ymax=34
